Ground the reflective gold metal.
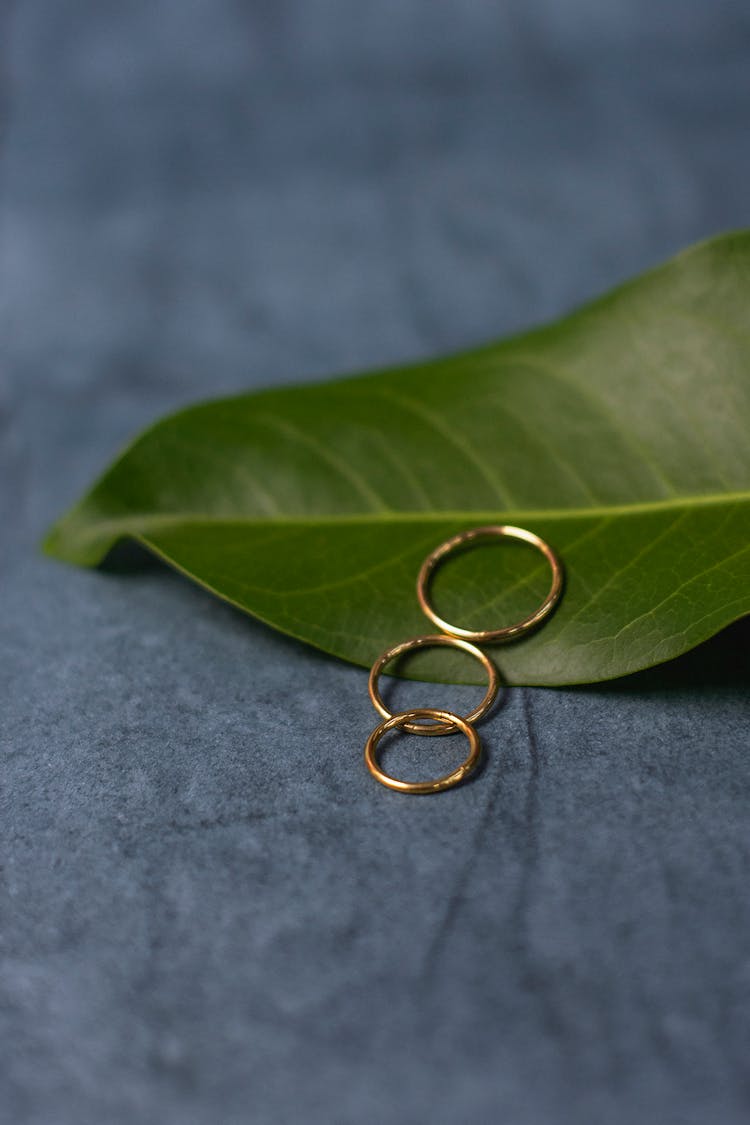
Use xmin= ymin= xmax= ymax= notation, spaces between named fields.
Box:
xmin=416 ymin=524 xmax=564 ymax=643
xmin=364 ymin=708 xmax=482 ymax=794
xmin=368 ymin=633 xmax=499 ymax=736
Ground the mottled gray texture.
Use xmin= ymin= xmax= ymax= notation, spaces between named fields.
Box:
xmin=2 ymin=2 xmax=750 ymax=1123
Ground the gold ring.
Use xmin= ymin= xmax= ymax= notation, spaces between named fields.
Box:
xmin=416 ymin=524 xmax=564 ymax=643
xmin=364 ymin=709 xmax=482 ymax=794
xmin=368 ymin=634 xmax=499 ymax=736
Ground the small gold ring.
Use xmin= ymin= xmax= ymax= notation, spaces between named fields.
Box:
xmin=417 ymin=524 xmax=564 ymax=643
xmin=365 ymin=709 xmax=482 ymax=794
xmin=368 ymin=634 xmax=499 ymax=736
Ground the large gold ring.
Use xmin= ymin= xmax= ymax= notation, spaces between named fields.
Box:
xmin=364 ymin=709 xmax=482 ymax=794
xmin=368 ymin=634 xmax=499 ymax=736
xmin=417 ymin=524 xmax=564 ymax=643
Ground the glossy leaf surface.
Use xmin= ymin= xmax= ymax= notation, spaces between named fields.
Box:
xmin=44 ymin=232 xmax=750 ymax=685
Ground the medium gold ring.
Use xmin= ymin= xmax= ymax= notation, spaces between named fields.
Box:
xmin=364 ymin=709 xmax=482 ymax=794
xmin=368 ymin=633 xmax=499 ymax=736
xmin=416 ymin=524 xmax=564 ymax=643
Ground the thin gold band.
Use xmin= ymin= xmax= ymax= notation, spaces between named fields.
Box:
xmin=368 ymin=633 xmax=500 ymax=736
xmin=364 ymin=709 xmax=482 ymax=794
xmin=416 ymin=524 xmax=564 ymax=643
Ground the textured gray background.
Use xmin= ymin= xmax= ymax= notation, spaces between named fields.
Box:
xmin=2 ymin=2 xmax=750 ymax=1123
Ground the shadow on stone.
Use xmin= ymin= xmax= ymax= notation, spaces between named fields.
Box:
xmin=101 ymin=537 xmax=163 ymax=573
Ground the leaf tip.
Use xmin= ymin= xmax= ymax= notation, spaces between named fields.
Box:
xmin=40 ymin=512 xmax=115 ymax=567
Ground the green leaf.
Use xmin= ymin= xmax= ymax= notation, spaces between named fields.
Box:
xmin=43 ymin=231 xmax=750 ymax=686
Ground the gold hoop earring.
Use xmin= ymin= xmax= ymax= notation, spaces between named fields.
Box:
xmin=416 ymin=524 xmax=564 ymax=643
xmin=364 ymin=709 xmax=482 ymax=794
xmin=368 ymin=633 xmax=500 ymax=736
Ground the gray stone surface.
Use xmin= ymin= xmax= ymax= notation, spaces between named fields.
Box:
xmin=2 ymin=2 xmax=749 ymax=1122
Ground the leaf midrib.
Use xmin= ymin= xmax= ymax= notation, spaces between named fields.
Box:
xmin=58 ymin=488 xmax=750 ymax=542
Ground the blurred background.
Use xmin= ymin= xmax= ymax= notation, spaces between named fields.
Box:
xmin=2 ymin=2 xmax=750 ymax=1123
xmin=5 ymin=0 xmax=750 ymax=536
